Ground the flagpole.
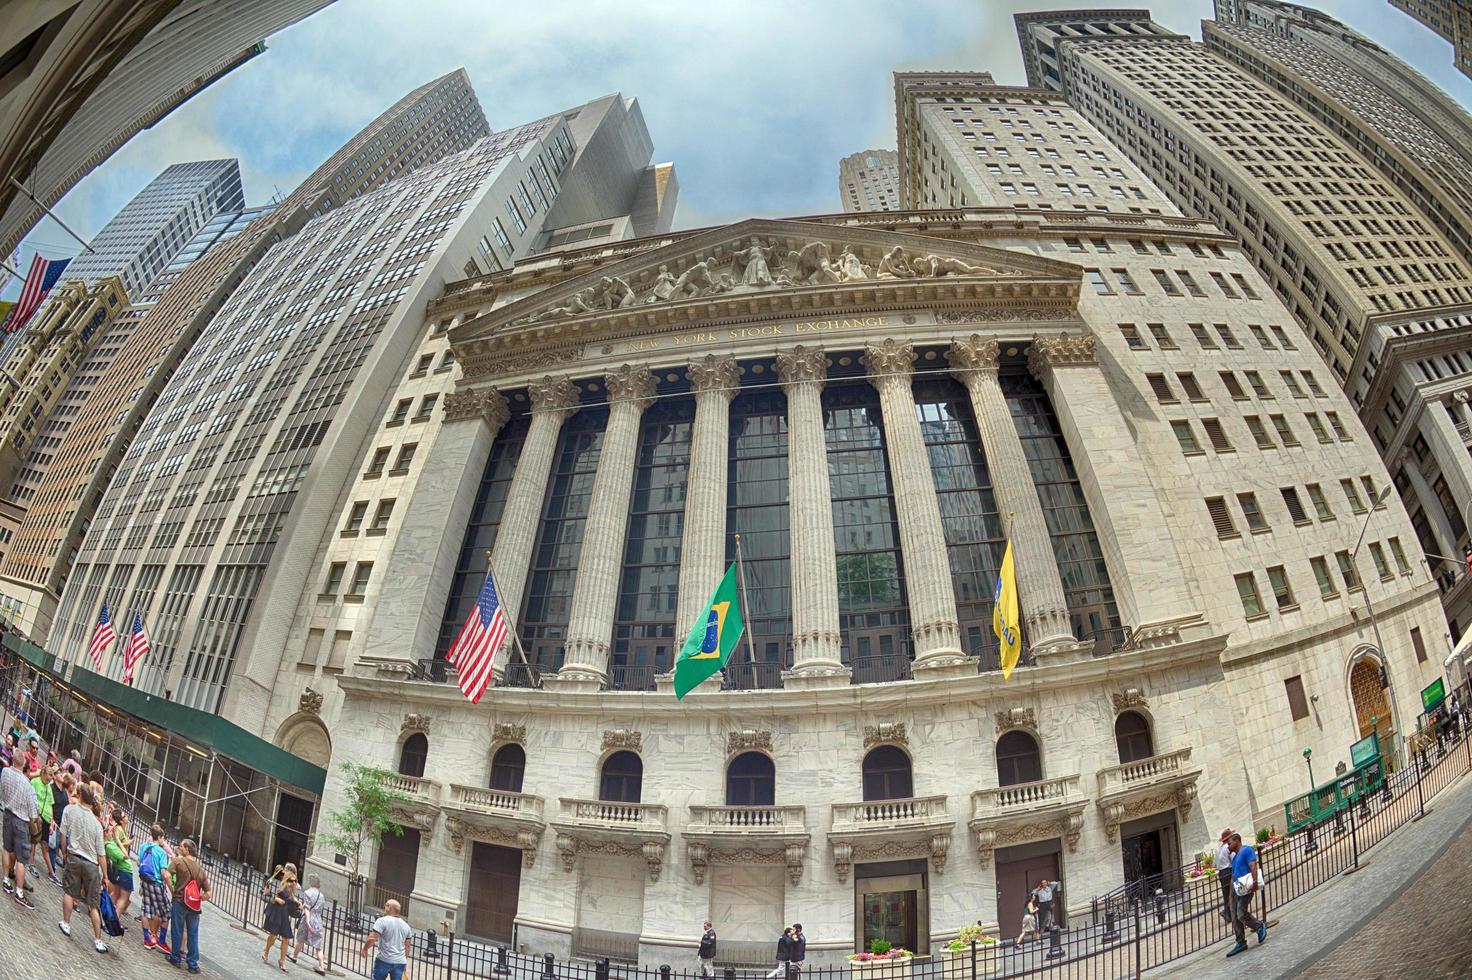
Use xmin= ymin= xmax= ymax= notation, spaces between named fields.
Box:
xmin=8 ymin=178 xmax=93 ymax=253
xmin=733 ymin=533 xmax=758 ymax=673
xmin=485 ymin=549 xmax=535 ymax=677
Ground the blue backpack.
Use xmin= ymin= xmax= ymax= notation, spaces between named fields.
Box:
xmin=98 ymin=888 xmax=126 ymax=938
xmin=138 ymin=842 xmax=165 ymax=883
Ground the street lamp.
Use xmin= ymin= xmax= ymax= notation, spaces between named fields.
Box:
xmin=1303 ymin=746 xmax=1318 ymax=854
xmin=1303 ymin=746 xmax=1315 ymax=790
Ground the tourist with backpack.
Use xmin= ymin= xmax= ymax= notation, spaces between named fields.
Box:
xmin=57 ymin=783 xmax=109 ymax=953
xmin=165 ymin=837 xmax=211 ymax=973
xmin=137 ymin=824 xmax=172 ymax=953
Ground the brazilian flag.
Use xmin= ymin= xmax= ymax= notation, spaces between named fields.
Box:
xmin=672 ymin=563 xmax=745 ymax=700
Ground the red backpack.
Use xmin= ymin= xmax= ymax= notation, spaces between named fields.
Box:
xmin=179 ymin=857 xmax=204 ymax=911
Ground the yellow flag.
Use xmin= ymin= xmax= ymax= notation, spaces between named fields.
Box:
xmin=993 ymin=541 xmax=1022 ymax=679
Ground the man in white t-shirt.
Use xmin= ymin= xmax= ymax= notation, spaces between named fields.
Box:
xmin=362 ymin=899 xmax=413 ymax=980
xmin=1215 ymin=827 xmax=1234 ymax=924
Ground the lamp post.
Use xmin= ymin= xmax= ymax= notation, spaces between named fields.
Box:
xmin=1302 ymin=746 xmax=1318 ymax=854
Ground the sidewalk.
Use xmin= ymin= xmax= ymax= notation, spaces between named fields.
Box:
xmin=1150 ymin=769 xmax=1472 ymax=978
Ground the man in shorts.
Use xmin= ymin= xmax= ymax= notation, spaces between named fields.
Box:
xmin=58 ymin=783 xmax=109 ymax=953
xmin=0 ymin=750 xmax=38 ymax=909
xmin=137 ymin=823 xmax=173 ymax=953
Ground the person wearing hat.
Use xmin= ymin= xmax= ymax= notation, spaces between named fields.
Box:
xmin=1215 ymin=828 xmax=1234 ymax=924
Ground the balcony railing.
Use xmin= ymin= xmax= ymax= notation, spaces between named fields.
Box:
xmin=1097 ymin=747 xmax=1195 ymax=798
xmin=445 ymin=784 xmax=544 ymax=820
xmin=848 ymin=655 xmax=912 ymax=685
xmin=720 ymin=661 xmax=786 ymax=691
xmin=384 ymin=773 xmax=441 ymax=805
xmin=831 ymin=794 xmax=949 ymax=834
xmin=501 ymin=662 xmax=544 ymax=689
xmin=687 ymin=805 xmax=806 ymax=834
xmin=556 ymin=798 xmax=668 ymax=833
xmin=607 ymin=663 xmax=661 ymax=692
xmin=972 ymin=774 xmax=1081 ymax=819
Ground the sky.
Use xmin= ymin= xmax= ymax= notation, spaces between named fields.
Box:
xmin=8 ymin=0 xmax=1472 ymax=301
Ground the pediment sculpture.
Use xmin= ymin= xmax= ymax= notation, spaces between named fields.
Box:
xmin=512 ymin=240 xmax=1020 ymax=327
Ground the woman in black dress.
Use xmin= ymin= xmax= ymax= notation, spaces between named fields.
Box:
xmin=261 ymin=876 xmax=300 ymax=972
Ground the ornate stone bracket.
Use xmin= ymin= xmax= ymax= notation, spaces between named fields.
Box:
xmin=830 ymin=832 xmax=950 ymax=883
xmin=1098 ymin=784 xmax=1198 ymax=843
xmin=1111 ymin=689 xmax=1148 ymax=712
xmin=492 ymin=723 xmax=527 ymax=744
xmin=555 ymin=831 xmax=666 ymax=882
xmin=447 ymin=816 xmax=541 ymax=868
xmin=602 ymin=729 xmax=642 ymax=752
xmin=972 ymin=810 xmax=1084 ymax=868
xmin=401 ymin=713 xmax=431 ymax=737
xmin=862 ymin=722 xmax=908 ymax=749
xmin=995 ymin=707 xmax=1037 ymax=737
xmin=727 ymin=730 xmax=773 ymax=756
xmin=298 ymin=688 xmax=323 ymax=715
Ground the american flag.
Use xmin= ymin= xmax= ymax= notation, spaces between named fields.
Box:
xmin=121 ymin=610 xmax=151 ymax=685
xmin=2 ymin=254 xmax=70 ymax=333
xmin=87 ymin=602 xmax=116 ymax=670
xmin=446 ymin=569 xmax=509 ymax=704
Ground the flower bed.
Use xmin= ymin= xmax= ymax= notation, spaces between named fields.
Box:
xmin=848 ymin=950 xmax=914 ymax=978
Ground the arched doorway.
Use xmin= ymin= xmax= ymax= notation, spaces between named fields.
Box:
xmin=1349 ymin=656 xmax=1395 ymax=766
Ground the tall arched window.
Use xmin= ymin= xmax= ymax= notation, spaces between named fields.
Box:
xmin=489 ymin=743 xmax=526 ymax=793
xmin=1114 ymin=711 xmax=1154 ymax=764
xmin=996 ymin=730 xmax=1042 ymax=787
xmin=725 ymin=752 xmax=776 ymax=806
xmin=862 ymin=745 xmax=913 ymax=801
xmin=398 ymin=733 xmax=428 ymax=778
xmin=599 ymin=751 xmax=643 ymax=804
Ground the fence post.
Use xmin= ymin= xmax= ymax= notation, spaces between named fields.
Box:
xmin=1344 ymin=791 xmax=1360 ymax=875
xmin=444 ymin=929 xmax=454 ymax=980
xmin=969 ymin=938 xmax=976 ymax=980
xmin=1413 ymin=743 xmax=1428 ymax=821
xmin=326 ymin=900 xmax=337 ymax=970
xmin=1133 ymin=902 xmax=1142 ymax=979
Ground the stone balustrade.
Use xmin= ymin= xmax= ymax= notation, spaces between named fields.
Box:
xmin=828 ymin=795 xmax=954 ymax=882
xmin=830 ymin=794 xmax=950 ymax=834
xmin=1096 ymin=747 xmax=1195 ymax=798
xmin=384 ymin=773 xmax=442 ymax=805
xmin=687 ymin=804 xmax=807 ymax=834
xmin=684 ymin=805 xmax=811 ymax=885
xmin=972 ymin=774 xmax=1081 ymax=819
xmin=445 ymin=783 xmax=545 ymax=820
xmin=557 ymin=797 xmax=669 ymax=832
xmin=969 ymin=775 xmax=1086 ymax=867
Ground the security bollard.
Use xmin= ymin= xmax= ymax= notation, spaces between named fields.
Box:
xmin=595 ymin=959 xmax=610 ymax=980
xmin=1155 ymin=887 xmax=1166 ymax=926
xmin=543 ymin=952 xmax=557 ymax=980
xmin=1102 ymin=908 xmax=1118 ymax=944
xmin=661 ymin=965 xmax=673 ymax=980
xmin=496 ymin=944 xmax=511 ymax=976
xmin=424 ymin=929 xmax=439 ymax=960
xmin=1045 ymin=925 xmax=1065 ymax=959
xmin=724 ymin=969 xmax=737 ymax=980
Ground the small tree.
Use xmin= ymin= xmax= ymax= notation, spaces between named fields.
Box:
xmin=314 ymin=762 xmax=411 ymax=884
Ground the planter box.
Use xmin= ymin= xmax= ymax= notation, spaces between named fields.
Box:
xmin=944 ymin=946 xmax=998 ymax=977
xmin=848 ymin=956 xmax=916 ymax=979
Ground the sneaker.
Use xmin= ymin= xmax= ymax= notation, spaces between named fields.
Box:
xmin=47 ymin=873 xmax=61 ymax=886
xmin=1257 ymin=923 xmax=1268 ymax=945
xmin=94 ymin=939 xmax=108 ymax=954
xmin=1226 ymin=942 xmax=1248 ymax=958
xmin=143 ymin=937 xmax=157 ymax=950
xmin=57 ymin=920 xmax=71 ymax=937
xmin=14 ymin=891 xmax=34 ymax=910
xmin=188 ymin=968 xmax=201 ymax=975
xmin=156 ymin=940 xmax=172 ymax=955
xmin=2 ymin=877 xmax=11 ymax=892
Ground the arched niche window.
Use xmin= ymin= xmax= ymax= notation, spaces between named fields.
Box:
xmin=861 ymin=745 xmax=913 ymax=801
xmin=725 ymin=752 xmax=775 ymax=806
xmin=1114 ymin=711 xmax=1154 ymax=765
xmin=489 ymin=743 xmax=526 ymax=793
xmin=398 ymin=733 xmax=428 ymax=778
xmin=996 ymin=730 xmax=1042 ymax=787
xmin=599 ymin=750 xmax=643 ymax=804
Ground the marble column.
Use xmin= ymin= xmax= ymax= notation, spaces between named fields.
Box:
xmin=357 ymin=388 xmax=509 ymax=672
xmin=557 ymin=364 xmax=656 ymax=686
xmin=675 ymin=355 xmax=741 ymax=633
xmin=1027 ymin=333 xmax=1198 ymax=632
xmin=488 ymin=375 xmax=581 ymax=678
xmin=776 ymin=346 xmax=847 ymax=683
xmin=860 ymin=339 xmax=965 ymax=670
xmin=948 ymin=335 xmax=1076 ymax=656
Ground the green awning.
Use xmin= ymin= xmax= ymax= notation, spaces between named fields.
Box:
xmin=5 ymin=633 xmax=325 ymax=796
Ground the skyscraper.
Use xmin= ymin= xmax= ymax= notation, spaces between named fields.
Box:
xmin=0 ymin=72 xmax=489 ymax=644
xmin=0 ymin=0 xmax=336 ymax=259
xmin=1389 ymin=0 xmax=1472 ymax=79
xmin=50 ymin=90 xmax=675 ymax=717
xmin=838 ymin=149 xmax=902 ymax=212
xmin=1011 ymin=8 xmax=1472 ymax=639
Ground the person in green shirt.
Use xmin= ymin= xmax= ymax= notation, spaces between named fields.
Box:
xmin=104 ymin=805 xmax=136 ymax=916
xmin=28 ymin=764 xmax=55 ymax=882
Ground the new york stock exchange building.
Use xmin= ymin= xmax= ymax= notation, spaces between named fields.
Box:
xmin=302 ymin=211 xmax=1448 ymax=963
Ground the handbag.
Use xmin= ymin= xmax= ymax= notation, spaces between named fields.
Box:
xmin=27 ymin=816 xmax=43 ymax=845
xmin=1232 ymin=873 xmax=1256 ymax=897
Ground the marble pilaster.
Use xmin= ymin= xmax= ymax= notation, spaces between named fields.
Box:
xmin=1398 ymin=447 xmax=1459 ymax=563
xmin=861 ymin=339 xmax=965 ymax=670
xmin=360 ymin=389 xmax=509 ymax=671
xmin=948 ymin=335 xmax=1075 ymax=657
xmin=1027 ymin=333 xmax=1196 ymax=630
xmin=557 ymin=365 xmax=657 ymax=685
xmin=489 ymin=376 xmax=581 ymax=678
xmin=1422 ymin=400 xmax=1472 ymax=536
xmin=675 ymin=355 xmax=741 ymax=632
xmin=776 ymin=346 xmax=848 ymax=684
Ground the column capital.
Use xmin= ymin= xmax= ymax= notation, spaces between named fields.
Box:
xmin=605 ymin=364 xmax=657 ymax=409
xmin=860 ymin=339 xmax=915 ymax=387
xmin=442 ymin=388 xmax=510 ymax=432
xmin=528 ymin=375 xmax=581 ymax=418
xmin=687 ymin=354 xmax=741 ymax=400
xmin=1027 ymin=332 xmax=1096 ymax=383
xmin=776 ymin=345 xmax=827 ymax=391
xmin=946 ymin=334 xmax=1000 ymax=381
